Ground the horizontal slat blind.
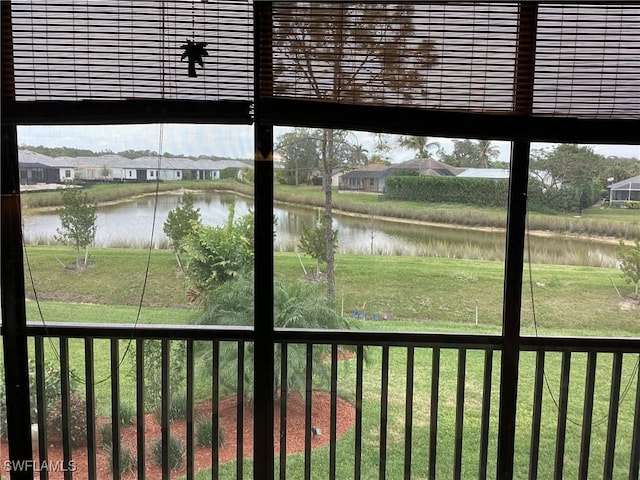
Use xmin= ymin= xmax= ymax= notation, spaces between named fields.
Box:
xmin=269 ymin=3 xmax=520 ymax=113
xmin=9 ymin=0 xmax=253 ymax=102
xmin=269 ymin=2 xmax=640 ymax=120
xmin=534 ymin=4 xmax=640 ymax=119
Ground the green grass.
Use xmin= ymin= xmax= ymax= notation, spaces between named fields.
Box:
xmin=13 ymin=246 xmax=640 ymax=478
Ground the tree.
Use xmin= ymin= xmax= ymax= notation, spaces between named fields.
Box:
xmin=370 ymin=133 xmax=392 ymax=164
xmin=275 ymin=6 xmax=436 ymax=302
xmin=530 ymin=144 xmax=605 ymax=213
xmin=181 ymin=206 xmax=253 ymax=300
xmin=55 ymin=186 xmax=97 ymax=268
xmin=299 ymin=209 xmax=338 ymax=278
xmin=618 ymin=240 xmax=640 ymax=298
xmin=477 ymin=139 xmax=500 ymax=168
xmin=163 ymin=192 xmax=201 ymax=270
xmin=397 ymin=136 xmax=440 ymax=159
xmin=192 ymin=276 xmax=353 ymax=403
xmin=276 ymin=128 xmax=321 ymax=185
xmin=438 ymin=139 xmax=499 ymax=168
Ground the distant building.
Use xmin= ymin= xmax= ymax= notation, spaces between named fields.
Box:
xmin=17 ymin=150 xmax=251 ymax=184
xmin=608 ymin=174 xmax=640 ymax=203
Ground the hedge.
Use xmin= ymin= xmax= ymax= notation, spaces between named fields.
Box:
xmin=383 ymin=175 xmax=604 ymax=214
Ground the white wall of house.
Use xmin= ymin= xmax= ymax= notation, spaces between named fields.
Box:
xmin=159 ymin=169 xmax=183 ymax=181
xmin=147 ymin=169 xmax=159 ymax=181
xmin=59 ymin=168 xmax=75 ymax=182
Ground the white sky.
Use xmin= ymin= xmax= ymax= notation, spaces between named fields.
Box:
xmin=18 ymin=125 xmax=640 ymax=164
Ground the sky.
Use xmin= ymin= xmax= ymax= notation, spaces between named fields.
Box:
xmin=18 ymin=124 xmax=640 ymax=165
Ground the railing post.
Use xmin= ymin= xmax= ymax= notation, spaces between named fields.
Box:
xmin=254 ymin=2 xmax=275 ymax=480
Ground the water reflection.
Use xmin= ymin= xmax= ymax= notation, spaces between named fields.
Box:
xmin=21 ymin=191 xmax=618 ymax=266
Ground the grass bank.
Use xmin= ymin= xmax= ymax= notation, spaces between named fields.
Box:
xmin=23 ymin=247 xmax=640 ymax=333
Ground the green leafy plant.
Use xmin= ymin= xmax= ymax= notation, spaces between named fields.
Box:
xmin=195 ymin=417 xmax=225 ymax=447
xmin=153 ymin=393 xmax=187 ymax=423
xmin=55 ymin=186 xmax=97 ymax=268
xmin=618 ymin=239 xmax=640 ymax=298
xmin=142 ymin=339 xmax=186 ymax=411
xmin=299 ymin=209 xmax=338 ymax=278
xmin=106 ymin=444 xmax=136 ymax=474
xmin=99 ymin=422 xmax=113 ymax=448
xmin=192 ymin=276 xmax=355 ymax=403
xmin=47 ymin=391 xmax=87 ymax=447
xmin=182 ymin=206 xmax=254 ymax=299
xmin=151 ymin=435 xmax=185 ymax=470
xmin=162 ymin=192 xmax=201 ymax=270
xmin=119 ymin=401 xmax=136 ymax=426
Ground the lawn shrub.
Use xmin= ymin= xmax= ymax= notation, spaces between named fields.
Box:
xmin=195 ymin=417 xmax=225 ymax=447
xmin=153 ymin=393 xmax=188 ymax=423
xmin=106 ymin=444 xmax=136 ymax=474
xmin=99 ymin=422 xmax=113 ymax=448
xmin=47 ymin=391 xmax=87 ymax=447
xmin=119 ymin=401 xmax=135 ymax=426
xmin=152 ymin=434 xmax=184 ymax=470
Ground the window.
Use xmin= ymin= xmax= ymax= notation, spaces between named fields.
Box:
xmin=64 ymin=169 xmax=71 ymax=178
xmin=176 ymin=171 xmax=181 ymax=178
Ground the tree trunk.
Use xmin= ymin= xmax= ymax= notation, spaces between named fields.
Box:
xmin=83 ymin=245 xmax=89 ymax=267
xmin=323 ymin=129 xmax=336 ymax=303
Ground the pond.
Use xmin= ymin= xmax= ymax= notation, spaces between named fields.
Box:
xmin=21 ymin=191 xmax=618 ymax=267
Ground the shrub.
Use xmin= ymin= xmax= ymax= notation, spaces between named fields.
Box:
xmin=119 ymin=402 xmax=136 ymax=426
xmin=195 ymin=417 xmax=225 ymax=447
xmin=47 ymin=392 xmax=87 ymax=447
xmin=153 ymin=393 xmax=188 ymax=423
xmin=151 ymin=435 xmax=184 ymax=470
xmin=106 ymin=444 xmax=136 ymax=474
xmin=99 ymin=422 xmax=113 ymax=448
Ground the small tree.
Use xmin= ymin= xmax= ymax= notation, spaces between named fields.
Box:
xmin=618 ymin=240 xmax=640 ymax=298
xmin=299 ymin=209 xmax=338 ymax=278
xmin=55 ymin=186 xmax=97 ymax=268
xmin=163 ymin=192 xmax=201 ymax=270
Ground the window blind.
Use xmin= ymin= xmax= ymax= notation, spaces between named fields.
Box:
xmin=269 ymin=3 xmax=521 ymax=114
xmin=8 ymin=0 xmax=253 ymax=102
xmin=268 ymin=2 xmax=640 ymax=120
xmin=534 ymin=4 xmax=640 ymax=119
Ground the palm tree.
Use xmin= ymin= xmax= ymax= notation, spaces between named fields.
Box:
xmin=397 ymin=136 xmax=440 ymax=159
xmin=192 ymin=276 xmax=354 ymax=403
xmin=477 ymin=139 xmax=500 ymax=168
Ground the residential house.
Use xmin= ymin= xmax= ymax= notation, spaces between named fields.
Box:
xmin=608 ymin=174 xmax=640 ymax=203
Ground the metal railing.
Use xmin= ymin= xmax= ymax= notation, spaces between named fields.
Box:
xmin=17 ymin=322 xmax=640 ymax=479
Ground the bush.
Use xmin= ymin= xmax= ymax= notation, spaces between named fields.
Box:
xmin=119 ymin=402 xmax=136 ymax=426
xmin=153 ymin=393 xmax=188 ymax=423
xmin=151 ymin=435 xmax=184 ymax=470
xmin=106 ymin=444 xmax=136 ymax=474
xmin=99 ymin=422 xmax=113 ymax=448
xmin=47 ymin=391 xmax=87 ymax=447
xmin=384 ymin=175 xmax=508 ymax=208
xmin=195 ymin=417 xmax=225 ymax=447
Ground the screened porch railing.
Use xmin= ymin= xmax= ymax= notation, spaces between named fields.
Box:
xmin=6 ymin=322 xmax=638 ymax=480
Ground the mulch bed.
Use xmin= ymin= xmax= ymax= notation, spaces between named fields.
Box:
xmin=2 ymin=392 xmax=354 ymax=479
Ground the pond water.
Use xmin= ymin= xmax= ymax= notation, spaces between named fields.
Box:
xmin=22 ymin=191 xmax=618 ymax=267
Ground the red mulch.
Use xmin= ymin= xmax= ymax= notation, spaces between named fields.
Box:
xmin=3 ymin=392 xmax=354 ymax=479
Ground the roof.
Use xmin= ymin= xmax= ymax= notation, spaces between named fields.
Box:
xmin=458 ymin=168 xmax=510 ymax=179
xmin=390 ymin=158 xmax=463 ymax=176
xmin=608 ymin=174 xmax=640 ymax=190
xmin=18 ymin=150 xmax=251 ymax=171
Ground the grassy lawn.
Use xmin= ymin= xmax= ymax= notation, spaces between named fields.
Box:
xmin=12 ymin=246 xmax=640 ymax=478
